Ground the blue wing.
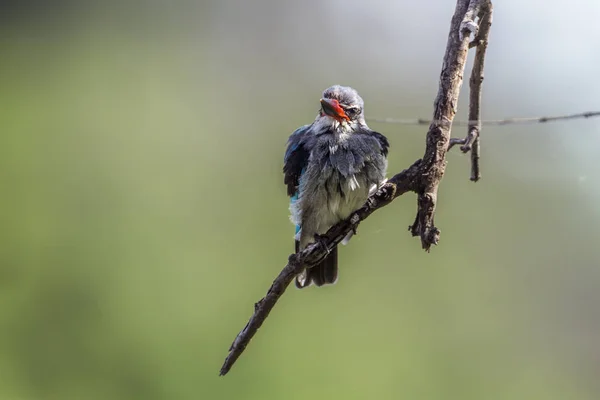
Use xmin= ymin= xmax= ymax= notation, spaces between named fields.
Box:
xmin=283 ymin=125 xmax=311 ymax=197
xmin=283 ymin=125 xmax=311 ymax=234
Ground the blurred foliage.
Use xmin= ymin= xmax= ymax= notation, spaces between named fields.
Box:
xmin=1 ymin=1 xmax=600 ymax=400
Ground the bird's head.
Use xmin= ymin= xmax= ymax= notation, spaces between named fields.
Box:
xmin=314 ymin=85 xmax=366 ymax=133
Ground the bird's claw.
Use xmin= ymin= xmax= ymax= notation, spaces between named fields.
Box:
xmin=313 ymin=233 xmax=331 ymax=255
xmin=349 ymin=214 xmax=360 ymax=234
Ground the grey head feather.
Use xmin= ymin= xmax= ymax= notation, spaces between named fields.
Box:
xmin=312 ymin=85 xmax=369 ymax=134
xmin=322 ymin=85 xmax=365 ymax=113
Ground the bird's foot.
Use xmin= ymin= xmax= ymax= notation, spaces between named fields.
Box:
xmin=313 ymin=233 xmax=331 ymax=256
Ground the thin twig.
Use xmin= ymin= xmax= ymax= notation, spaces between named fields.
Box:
xmin=366 ymin=111 xmax=600 ymax=126
xmin=465 ymin=1 xmax=492 ymax=181
xmin=448 ymin=137 xmax=467 ymax=149
xmin=220 ymin=0 xmax=490 ymax=376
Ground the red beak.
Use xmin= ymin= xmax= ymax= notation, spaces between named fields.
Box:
xmin=320 ymin=98 xmax=349 ymax=121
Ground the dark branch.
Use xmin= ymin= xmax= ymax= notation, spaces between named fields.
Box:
xmin=219 ymin=161 xmax=421 ymax=376
xmin=446 ymin=0 xmax=492 ymax=181
xmin=407 ymin=0 xmax=488 ymax=250
xmin=448 ymin=137 xmax=467 ymax=150
xmin=219 ymin=0 xmax=492 ymax=376
xmin=466 ymin=1 xmax=492 ymax=181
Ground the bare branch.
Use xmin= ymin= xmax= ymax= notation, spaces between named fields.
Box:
xmin=219 ymin=0 xmax=492 ymax=376
xmin=448 ymin=137 xmax=467 ymax=150
xmin=407 ymin=0 xmax=484 ymax=250
xmin=466 ymin=1 xmax=492 ymax=181
xmin=219 ymin=161 xmax=422 ymax=376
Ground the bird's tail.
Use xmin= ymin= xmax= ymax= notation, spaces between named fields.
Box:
xmin=294 ymin=240 xmax=338 ymax=289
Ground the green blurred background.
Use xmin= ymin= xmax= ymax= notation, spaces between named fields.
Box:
xmin=2 ymin=1 xmax=600 ymax=399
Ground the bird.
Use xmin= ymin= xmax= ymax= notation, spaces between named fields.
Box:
xmin=283 ymin=85 xmax=389 ymax=288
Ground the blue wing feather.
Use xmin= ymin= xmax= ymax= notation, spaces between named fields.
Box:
xmin=283 ymin=125 xmax=311 ymax=197
xmin=284 ymin=125 xmax=311 ymax=234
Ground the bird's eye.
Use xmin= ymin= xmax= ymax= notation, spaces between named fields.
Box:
xmin=345 ymin=106 xmax=360 ymax=117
